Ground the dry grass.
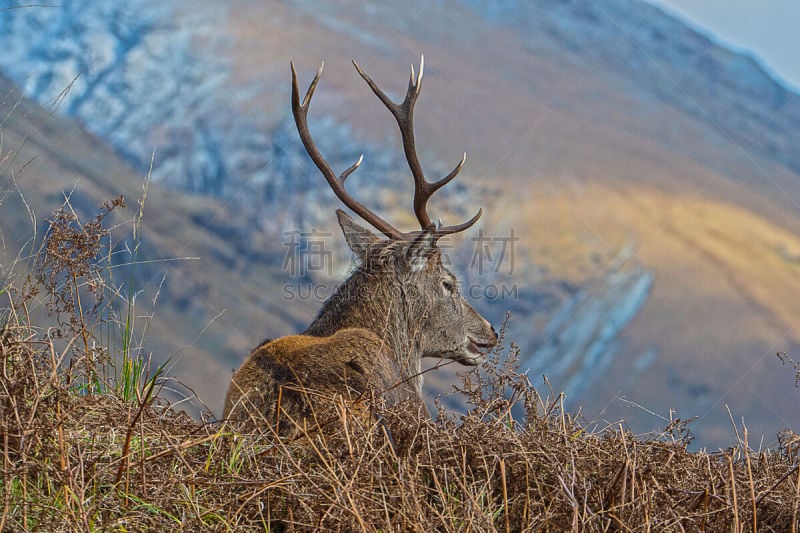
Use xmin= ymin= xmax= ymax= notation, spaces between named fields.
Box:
xmin=1 ymin=196 xmax=799 ymax=531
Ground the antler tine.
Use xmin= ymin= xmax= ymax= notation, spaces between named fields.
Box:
xmin=291 ymin=61 xmax=405 ymax=240
xmin=352 ymin=55 xmax=482 ymax=238
xmin=435 ymin=208 xmax=483 ymax=237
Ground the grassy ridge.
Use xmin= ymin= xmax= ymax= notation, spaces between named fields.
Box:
xmin=0 ymin=197 xmax=798 ymax=531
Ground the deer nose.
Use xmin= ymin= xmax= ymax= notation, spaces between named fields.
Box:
xmin=488 ymin=324 xmax=498 ymax=346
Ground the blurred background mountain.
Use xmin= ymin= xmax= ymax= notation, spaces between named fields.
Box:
xmin=1 ymin=0 xmax=799 ymax=448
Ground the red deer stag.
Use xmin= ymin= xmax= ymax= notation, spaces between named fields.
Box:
xmin=223 ymin=57 xmax=498 ymax=434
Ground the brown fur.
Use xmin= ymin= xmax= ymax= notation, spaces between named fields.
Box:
xmin=223 ymin=328 xmax=415 ymax=434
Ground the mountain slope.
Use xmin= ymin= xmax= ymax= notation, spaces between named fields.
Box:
xmin=215 ymin=0 xmax=800 ymax=445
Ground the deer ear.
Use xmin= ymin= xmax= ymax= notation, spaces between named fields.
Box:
xmin=405 ymin=228 xmax=436 ymax=272
xmin=337 ymin=209 xmax=380 ymax=259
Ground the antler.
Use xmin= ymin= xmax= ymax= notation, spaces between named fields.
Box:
xmin=292 ymin=61 xmax=406 ymax=240
xmin=291 ymin=57 xmax=482 ymax=240
xmin=352 ymin=56 xmax=482 ymax=238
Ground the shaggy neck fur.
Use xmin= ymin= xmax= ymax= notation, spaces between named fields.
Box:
xmin=302 ymin=265 xmax=423 ymax=395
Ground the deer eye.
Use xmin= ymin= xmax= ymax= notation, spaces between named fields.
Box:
xmin=442 ymin=280 xmax=455 ymax=292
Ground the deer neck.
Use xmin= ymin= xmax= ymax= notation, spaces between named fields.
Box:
xmin=303 ymin=271 xmax=422 ymax=390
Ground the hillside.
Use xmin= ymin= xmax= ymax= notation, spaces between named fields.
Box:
xmin=1 ymin=0 xmax=800 ymax=448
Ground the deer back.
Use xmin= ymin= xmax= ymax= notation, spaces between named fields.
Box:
xmin=222 ymin=328 xmax=418 ymax=434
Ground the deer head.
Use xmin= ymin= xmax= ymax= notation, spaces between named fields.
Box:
xmin=291 ymin=56 xmax=497 ymax=379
